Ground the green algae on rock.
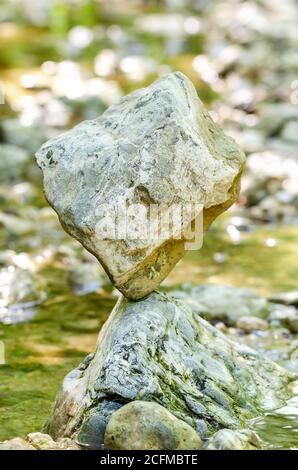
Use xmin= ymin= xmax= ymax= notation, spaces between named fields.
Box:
xmin=44 ymin=291 xmax=293 ymax=449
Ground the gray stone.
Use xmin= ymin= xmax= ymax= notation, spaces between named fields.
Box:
xmin=27 ymin=432 xmax=57 ymax=450
xmin=1 ymin=119 xmax=47 ymax=154
xmin=76 ymin=400 xmax=122 ymax=449
xmin=0 ymin=437 xmax=36 ymax=450
xmin=67 ymin=262 xmax=111 ymax=296
xmin=287 ymin=318 xmax=298 ymax=334
xmin=104 ymin=401 xmax=202 ymax=450
xmin=171 ymin=284 xmax=269 ymax=325
xmin=236 ymin=316 xmax=268 ymax=332
xmin=268 ymin=303 xmax=298 ymax=333
xmin=281 ymin=120 xmax=298 ymax=143
xmin=270 ymin=291 xmax=298 ymax=307
xmin=36 ymin=72 xmax=245 ymax=300
xmin=0 ymin=437 xmax=35 ymax=451
xmin=0 ymin=212 xmax=35 ymax=236
xmin=0 ymin=433 xmax=80 ymax=450
xmin=268 ymin=303 xmax=297 ymax=321
xmin=45 ymin=292 xmax=292 ymax=447
xmin=258 ymin=103 xmax=298 ymax=136
xmin=0 ymin=144 xmax=30 ymax=183
xmin=0 ymin=267 xmax=45 ymax=324
xmin=284 ymin=360 xmax=298 ymax=374
xmin=206 ymin=429 xmax=261 ymax=450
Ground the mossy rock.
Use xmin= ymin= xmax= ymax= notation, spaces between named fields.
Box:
xmin=45 ymin=291 xmax=294 ymax=449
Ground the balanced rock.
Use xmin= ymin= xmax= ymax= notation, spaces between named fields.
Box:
xmin=36 ymin=72 xmax=245 ymax=300
xmin=104 ymin=401 xmax=202 ymax=450
xmin=45 ymin=292 xmax=292 ymax=449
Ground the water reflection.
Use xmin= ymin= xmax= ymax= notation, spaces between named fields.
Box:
xmin=251 ymin=395 xmax=298 ymax=449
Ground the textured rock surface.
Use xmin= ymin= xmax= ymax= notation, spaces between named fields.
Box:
xmin=104 ymin=401 xmax=202 ymax=450
xmin=0 ymin=267 xmax=44 ymax=324
xmin=205 ymin=429 xmax=261 ymax=450
xmin=26 ymin=432 xmax=79 ymax=450
xmin=36 ymin=72 xmax=245 ymax=299
xmin=45 ymin=292 xmax=292 ymax=449
xmin=0 ymin=433 xmax=79 ymax=451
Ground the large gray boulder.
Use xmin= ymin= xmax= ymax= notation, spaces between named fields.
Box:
xmin=36 ymin=72 xmax=245 ymax=300
xmin=45 ymin=292 xmax=292 ymax=449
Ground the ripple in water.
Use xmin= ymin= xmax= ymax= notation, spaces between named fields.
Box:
xmin=251 ymin=395 xmax=298 ymax=449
